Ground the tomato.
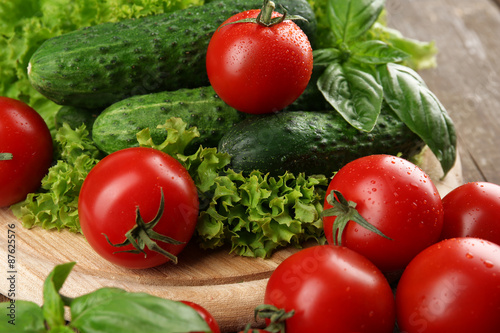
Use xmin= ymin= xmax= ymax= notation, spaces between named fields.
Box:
xmin=180 ymin=301 xmax=220 ymax=333
xmin=0 ymin=97 xmax=53 ymax=207
xmin=440 ymin=181 xmax=500 ymax=246
xmin=264 ymin=245 xmax=395 ymax=333
xmin=205 ymin=2 xmax=313 ymax=114
xmin=322 ymin=155 xmax=444 ymax=276
xmin=78 ymin=147 xmax=199 ymax=269
xmin=396 ymin=237 xmax=500 ymax=333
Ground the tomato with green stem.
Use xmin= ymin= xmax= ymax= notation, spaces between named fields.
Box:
xmin=322 ymin=155 xmax=444 ymax=276
xmin=0 ymin=97 xmax=53 ymax=207
xmin=206 ymin=0 xmax=313 ymax=114
xmin=78 ymin=147 xmax=199 ymax=269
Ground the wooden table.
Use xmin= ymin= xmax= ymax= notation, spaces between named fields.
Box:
xmin=386 ymin=0 xmax=500 ymax=184
xmin=2 ymin=0 xmax=500 ymax=331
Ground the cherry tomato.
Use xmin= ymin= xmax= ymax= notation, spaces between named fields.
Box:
xmin=440 ymin=181 xmax=500 ymax=246
xmin=323 ymin=155 xmax=444 ymax=275
xmin=78 ymin=147 xmax=199 ymax=269
xmin=396 ymin=237 xmax=500 ymax=333
xmin=264 ymin=245 xmax=396 ymax=333
xmin=180 ymin=301 xmax=220 ymax=333
xmin=0 ymin=97 xmax=53 ymax=207
xmin=206 ymin=5 xmax=313 ymax=114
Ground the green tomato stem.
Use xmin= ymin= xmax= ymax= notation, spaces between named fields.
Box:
xmin=257 ymin=0 xmax=276 ymax=25
xmin=0 ymin=153 xmax=13 ymax=160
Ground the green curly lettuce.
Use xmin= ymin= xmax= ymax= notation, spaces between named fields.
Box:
xmin=137 ymin=118 xmax=329 ymax=258
xmin=11 ymin=124 xmax=101 ymax=232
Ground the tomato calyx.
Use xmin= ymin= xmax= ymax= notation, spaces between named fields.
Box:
xmin=220 ymin=0 xmax=307 ymax=29
xmin=102 ymin=188 xmax=185 ymax=264
xmin=0 ymin=153 xmax=13 ymax=160
xmin=321 ymin=190 xmax=392 ymax=245
xmin=249 ymin=304 xmax=294 ymax=333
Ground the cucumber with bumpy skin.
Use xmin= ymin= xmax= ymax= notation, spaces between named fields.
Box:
xmin=92 ymin=86 xmax=250 ymax=154
xmin=218 ymin=109 xmax=425 ymax=176
xmin=27 ymin=0 xmax=317 ymax=109
xmin=55 ymin=106 xmax=100 ymax=131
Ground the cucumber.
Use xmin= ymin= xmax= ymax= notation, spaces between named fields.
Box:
xmin=92 ymin=86 xmax=250 ymax=154
xmin=55 ymin=105 xmax=100 ymax=131
xmin=27 ymin=0 xmax=317 ymax=109
xmin=218 ymin=109 xmax=425 ymax=176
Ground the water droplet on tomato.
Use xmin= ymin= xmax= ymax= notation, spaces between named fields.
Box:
xmin=483 ymin=260 xmax=494 ymax=268
xmin=465 ymin=252 xmax=474 ymax=259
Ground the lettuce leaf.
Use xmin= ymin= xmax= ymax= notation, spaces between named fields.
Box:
xmin=11 ymin=124 xmax=101 ymax=232
xmin=138 ymin=119 xmax=329 ymax=258
xmin=0 ymin=0 xmax=203 ymax=128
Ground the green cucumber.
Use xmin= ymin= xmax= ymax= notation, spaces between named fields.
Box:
xmin=27 ymin=0 xmax=317 ymax=109
xmin=92 ymin=86 xmax=250 ymax=154
xmin=218 ymin=109 xmax=425 ymax=176
xmin=55 ymin=105 xmax=100 ymax=131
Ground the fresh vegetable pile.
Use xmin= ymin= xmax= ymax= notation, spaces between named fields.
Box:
xmin=3 ymin=0 xmax=455 ymax=259
xmin=5 ymin=0 xmax=498 ymax=331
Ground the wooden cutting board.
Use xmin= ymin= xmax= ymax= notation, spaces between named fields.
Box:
xmin=0 ymin=147 xmax=462 ymax=332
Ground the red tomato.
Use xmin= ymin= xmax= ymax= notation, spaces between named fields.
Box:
xmin=440 ymin=181 xmax=500 ymax=245
xmin=264 ymin=245 xmax=395 ymax=333
xmin=78 ymin=147 xmax=199 ymax=269
xmin=396 ymin=237 xmax=500 ymax=333
xmin=206 ymin=8 xmax=313 ymax=114
xmin=323 ymin=155 xmax=444 ymax=275
xmin=180 ymin=301 xmax=220 ymax=333
xmin=0 ymin=97 xmax=53 ymax=207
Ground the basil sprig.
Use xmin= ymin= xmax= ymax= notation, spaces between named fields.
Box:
xmin=1 ymin=262 xmax=211 ymax=332
xmin=314 ymin=0 xmax=456 ymax=175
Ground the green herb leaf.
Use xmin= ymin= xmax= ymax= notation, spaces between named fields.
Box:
xmin=369 ymin=23 xmax=438 ymax=70
xmin=312 ymin=48 xmax=342 ymax=66
xmin=0 ymin=300 xmax=46 ymax=332
xmin=317 ymin=61 xmax=383 ymax=131
xmin=327 ymin=0 xmax=385 ymax=44
xmin=43 ymin=262 xmax=76 ymax=329
xmin=378 ymin=63 xmax=457 ymax=175
xmin=350 ymin=40 xmax=409 ymax=65
xmin=69 ymin=292 xmax=211 ymax=333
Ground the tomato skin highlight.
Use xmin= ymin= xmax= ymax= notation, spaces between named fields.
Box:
xmin=323 ymin=155 xmax=444 ymax=275
xmin=78 ymin=147 xmax=199 ymax=269
xmin=396 ymin=237 xmax=500 ymax=333
xmin=0 ymin=97 xmax=53 ymax=207
xmin=440 ymin=181 xmax=500 ymax=246
xmin=206 ymin=10 xmax=313 ymax=114
xmin=264 ymin=245 xmax=396 ymax=333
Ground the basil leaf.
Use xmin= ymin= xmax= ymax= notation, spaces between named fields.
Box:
xmin=0 ymin=300 xmax=46 ymax=332
xmin=43 ymin=262 xmax=76 ymax=329
xmin=350 ymin=40 xmax=409 ymax=64
xmin=69 ymin=292 xmax=211 ymax=333
xmin=313 ymin=48 xmax=342 ymax=66
xmin=69 ymin=287 xmax=128 ymax=320
xmin=327 ymin=0 xmax=386 ymax=44
xmin=378 ymin=63 xmax=457 ymax=175
xmin=317 ymin=61 xmax=383 ymax=132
